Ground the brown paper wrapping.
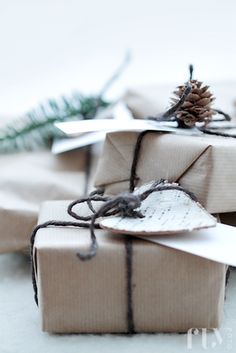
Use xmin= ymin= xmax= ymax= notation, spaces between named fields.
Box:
xmin=0 ymin=149 xmax=88 ymax=253
xmin=34 ymin=200 xmax=226 ymax=333
xmin=95 ymin=131 xmax=236 ymax=213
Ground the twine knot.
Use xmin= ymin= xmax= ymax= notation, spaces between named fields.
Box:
xmin=115 ymin=193 xmax=144 ymax=218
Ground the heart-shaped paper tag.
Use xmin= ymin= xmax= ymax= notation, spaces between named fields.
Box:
xmin=100 ymin=182 xmax=216 ymax=235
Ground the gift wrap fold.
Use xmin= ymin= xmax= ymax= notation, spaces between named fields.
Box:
xmin=0 ymin=149 xmax=88 ymax=253
xmin=95 ymin=131 xmax=236 ymax=214
xmin=33 ymin=200 xmax=226 ymax=333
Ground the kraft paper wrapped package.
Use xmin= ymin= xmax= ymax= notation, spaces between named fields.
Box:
xmin=0 ymin=149 xmax=89 ymax=253
xmin=95 ymin=131 xmax=236 ymax=214
xmin=33 ymin=200 xmax=226 ymax=333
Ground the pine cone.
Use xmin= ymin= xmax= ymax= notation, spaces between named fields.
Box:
xmin=171 ymin=80 xmax=215 ymax=127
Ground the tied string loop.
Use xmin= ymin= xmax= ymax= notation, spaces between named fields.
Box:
xmin=66 ymin=179 xmax=197 ymax=260
xmin=68 ymin=190 xmax=144 ymax=261
xmin=67 ymin=181 xmax=198 ymax=261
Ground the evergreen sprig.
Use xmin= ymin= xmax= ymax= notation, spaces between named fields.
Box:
xmin=0 ymin=53 xmax=130 ymax=153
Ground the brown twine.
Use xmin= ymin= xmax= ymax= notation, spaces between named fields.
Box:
xmin=198 ymin=126 xmax=236 ymax=138
xmin=147 ymin=82 xmax=192 ymax=123
xmin=148 ymin=105 xmax=236 ymax=137
xmin=125 ymin=237 xmax=134 ymax=334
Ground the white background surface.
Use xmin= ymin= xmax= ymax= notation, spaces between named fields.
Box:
xmin=0 ymin=0 xmax=236 ymax=115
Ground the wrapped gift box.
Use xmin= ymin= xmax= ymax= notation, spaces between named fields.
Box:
xmin=33 ymin=200 xmax=226 ymax=333
xmin=95 ymin=131 xmax=236 ymax=213
xmin=220 ymin=213 xmax=236 ymax=227
xmin=0 ymin=149 xmax=88 ymax=253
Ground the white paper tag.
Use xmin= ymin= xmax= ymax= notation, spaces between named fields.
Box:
xmin=100 ymin=183 xmax=216 ymax=235
xmin=137 ymin=223 xmax=236 ymax=266
xmin=54 ymin=118 xmax=180 ymax=136
xmin=52 ymin=132 xmax=106 ymax=154
xmin=51 ymin=102 xmax=134 ymax=153
xmin=52 ymin=98 xmax=203 ymax=153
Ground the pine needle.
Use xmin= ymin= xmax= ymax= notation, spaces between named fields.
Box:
xmin=0 ymin=53 xmax=130 ymax=153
